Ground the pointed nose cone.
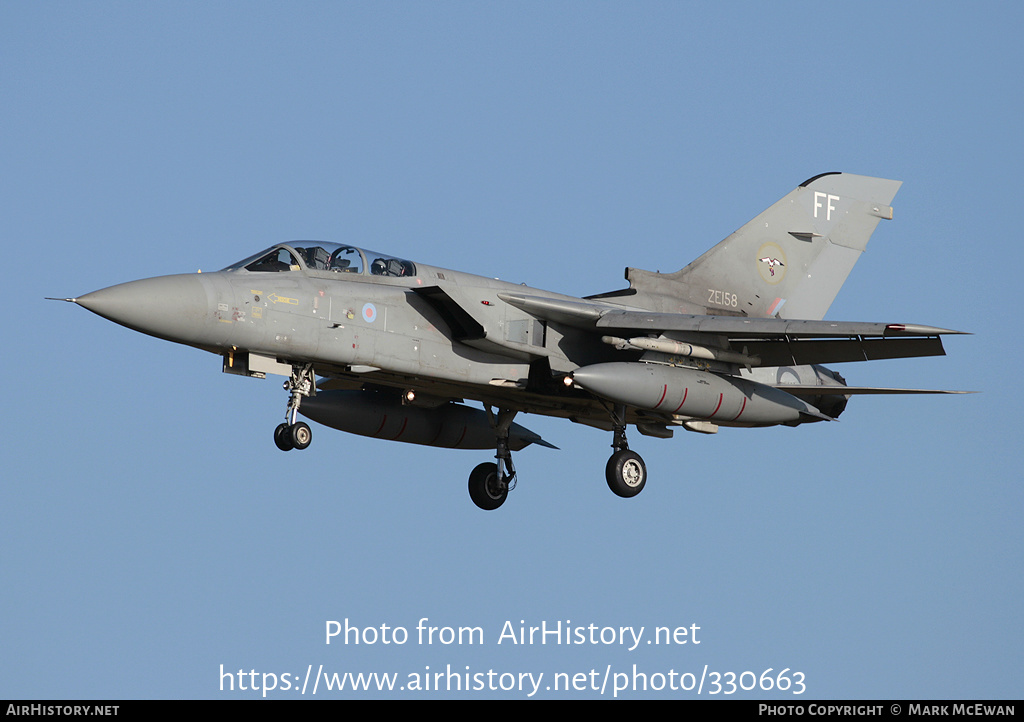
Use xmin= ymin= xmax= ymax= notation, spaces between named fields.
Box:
xmin=76 ymin=274 xmax=210 ymax=345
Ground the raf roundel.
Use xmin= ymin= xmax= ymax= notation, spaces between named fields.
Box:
xmin=362 ymin=302 xmax=377 ymax=323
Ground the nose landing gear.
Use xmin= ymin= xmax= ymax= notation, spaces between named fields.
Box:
xmin=274 ymin=420 xmax=312 ymax=451
xmin=273 ymin=363 xmax=316 ymax=452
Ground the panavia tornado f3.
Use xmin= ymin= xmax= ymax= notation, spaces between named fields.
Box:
xmin=55 ymin=172 xmax=967 ymax=510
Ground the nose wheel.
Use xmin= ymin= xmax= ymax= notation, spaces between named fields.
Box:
xmin=273 ymin=363 xmax=316 ymax=452
xmin=274 ymin=421 xmax=312 ymax=451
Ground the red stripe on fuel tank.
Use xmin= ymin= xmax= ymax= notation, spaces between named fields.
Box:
xmin=390 ymin=416 xmax=409 ymax=440
xmin=732 ymin=397 xmax=747 ymax=421
xmin=709 ymin=393 xmax=724 ymax=418
xmin=674 ymin=388 xmax=689 ymax=413
xmin=373 ymin=414 xmax=388 ymax=437
xmin=655 ymin=384 xmax=668 ymax=409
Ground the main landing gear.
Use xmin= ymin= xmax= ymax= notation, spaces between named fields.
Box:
xmin=467 ymin=407 xmax=518 ymax=510
xmin=464 ymin=404 xmax=649 ymax=510
xmin=605 ymin=404 xmax=647 ymax=498
xmin=274 ymin=364 xmax=315 ymax=452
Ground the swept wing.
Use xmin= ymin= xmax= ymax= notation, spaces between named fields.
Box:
xmin=498 ymin=291 xmax=965 ymax=367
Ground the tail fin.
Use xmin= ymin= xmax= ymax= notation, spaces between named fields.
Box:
xmin=625 ymin=172 xmax=902 ymax=320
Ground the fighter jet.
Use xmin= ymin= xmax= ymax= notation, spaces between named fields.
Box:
xmin=54 ymin=172 xmax=966 ymax=510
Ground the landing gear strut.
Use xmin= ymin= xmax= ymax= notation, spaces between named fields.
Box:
xmin=468 ymin=407 xmax=518 ymax=510
xmin=605 ymin=404 xmax=647 ymax=498
xmin=274 ymin=363 xmax=315 ymax=452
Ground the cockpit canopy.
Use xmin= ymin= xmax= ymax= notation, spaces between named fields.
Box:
xmin=223 ymin=242 xmax=416 ymax=278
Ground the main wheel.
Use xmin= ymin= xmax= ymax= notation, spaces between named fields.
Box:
xmin=468 ymin=462 xmax=507 ymax=510
xmin=606 ymin=449 xmax=647 ymax=498
xmin=290 ymin=421 xmax=312 ymax=450
xmin=274 ymin=423 xmax=294 ymax=451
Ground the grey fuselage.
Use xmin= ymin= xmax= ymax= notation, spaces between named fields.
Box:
xmin=75 ymin=241 xmax=835 ymax=431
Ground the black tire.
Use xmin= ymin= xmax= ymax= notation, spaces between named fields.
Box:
xmin=274 ymin=423 xmax=294 ymax=451
xmin=290 ymin=422 xmax=312 ymax=450
xmin=606 ymin=449 xmax=647 ymax=498
xmin=468 ymin=462 xmax=507 ymax=510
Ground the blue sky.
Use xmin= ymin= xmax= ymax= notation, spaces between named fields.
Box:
xmin=3 ymin=2 xmax=1020 ymax=699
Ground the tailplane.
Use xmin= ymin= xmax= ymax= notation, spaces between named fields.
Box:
xmin=623 ymin=172 xmax=902 ymax=319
